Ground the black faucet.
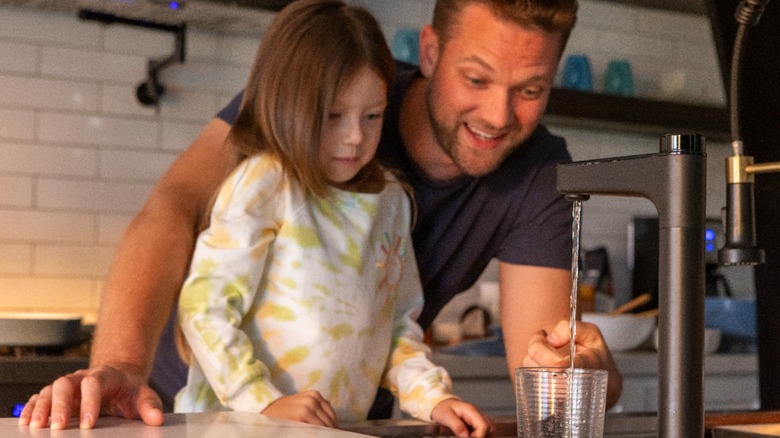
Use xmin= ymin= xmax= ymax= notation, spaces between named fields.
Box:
xmin=557 ymin=133 xmax=707 ymax=438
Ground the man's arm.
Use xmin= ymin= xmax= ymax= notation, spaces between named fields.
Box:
xmin=19 ymin=118 xmax=238 ymax=430
xmin=91 ymin=118 xmax=236 ymax=377
xmin=498 ymin=262 xmax=623 ymax=409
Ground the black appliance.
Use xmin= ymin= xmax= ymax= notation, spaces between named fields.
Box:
xmin=628 ymin=216 xmax=728 ymax=312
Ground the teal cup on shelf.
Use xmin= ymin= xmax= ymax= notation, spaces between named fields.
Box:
xmin=603 ymin=59 xmax=634 ymax=97
xmin=561 ymin=54 xmax=593 ymax=92
xmin=391 ymin=28 xmax=420 ymax=65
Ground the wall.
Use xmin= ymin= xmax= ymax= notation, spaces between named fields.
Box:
xmin=0 ymin=0 xmax=753 ymax=324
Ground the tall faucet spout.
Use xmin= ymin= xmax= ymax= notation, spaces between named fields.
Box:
xmin=557 ymin=134 xmax=707 ymax=438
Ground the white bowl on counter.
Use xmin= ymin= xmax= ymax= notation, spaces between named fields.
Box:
xmin=582 ymin=312 xmax=657 ymax=352
xmin=653 ymin=327 xmax=721 ymax=355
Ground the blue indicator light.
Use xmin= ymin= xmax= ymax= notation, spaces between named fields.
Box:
xmin=12 ymin=403 xmax=25 ymax=418
xmin=706 ymin=243 xmax=716 ymax=253
xmin=705 ymin=229 xmax=716 ymax=241
xmin=169 ymin=1 xmax=180 ymax=10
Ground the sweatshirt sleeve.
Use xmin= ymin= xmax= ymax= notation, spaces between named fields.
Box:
xmin=381 ymin=216 xmax=459 ymax=421
xmin=178 ymin=156 xmax=286 ymax=412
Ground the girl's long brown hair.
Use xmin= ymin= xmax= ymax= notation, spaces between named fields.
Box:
xmin=230 ymin=0 xmax=395 ymax=197
xmin=176 ymin=0 xmax=396 ymax=366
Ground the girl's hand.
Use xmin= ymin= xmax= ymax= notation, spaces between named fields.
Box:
xmin=261 ymin=390 xmax=338 ymax=428
xmin=430 ymin=398 xmax=494 ymax=437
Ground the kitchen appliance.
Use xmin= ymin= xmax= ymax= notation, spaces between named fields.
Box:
xmin=0 ymin=314 xmax=90 ymax=418
xmin=0 ymin=312 xmax=82 ymax=348
xmin=628 ymin=216 xmax=727 ymax=312
xmin=628 ymin=216 xmax=756 ymax=353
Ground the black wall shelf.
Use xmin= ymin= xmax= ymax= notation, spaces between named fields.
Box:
xmin=544 ymin=87 xmax=730 ymax=142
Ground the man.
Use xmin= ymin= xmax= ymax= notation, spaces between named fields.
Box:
xmin=20 ymin=0 xmax=622 ymax=430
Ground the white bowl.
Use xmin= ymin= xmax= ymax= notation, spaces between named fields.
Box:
xmin=581 ymin=312 xmax=657 ymax=352
xmin=653 ymin=327 xmax=721 ymax=355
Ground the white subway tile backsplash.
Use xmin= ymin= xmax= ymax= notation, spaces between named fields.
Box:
xmin=102 ymin=24 xmax=181 ymax=59
xmin=577 ymin=0 xmax=639 ymax=33
xmin=675 ymin=40 xmax=722 ymax=76
xmin=97 ymin=214 xmax=133 ymax=244
xmin=0 ymin=7 xmax=101 ymax=48
xmin=164 ymin=60 xmax=250 ymax=94
xmin=0 ymin=175 xmax=33 ymax=207
xmin=564 ymin=26 xmax=600 ymax=55
xmin=0 ymin=74 xmax=100 ymax=112
xmin=36 ymin=178 xmax=154 ymax=213
xmin=0 ymin=210 xmax=95 ymax=243
xmin=0 ymin=142 xmax=97 ymax=177
xmin=39 ymin=112 xmax=158 ymax=149
xmin=0 ymin=244 xmax=32 ymax=275
xmin=0 ymin=277 xmax=94 ymax=310
xmin=101 ymin=84 xmax=160 ymax=117
xmin=158 ymin=90 xmax=222 ymax=122
xmin=100 ymin=149 xmax=178 ymax=182
xmin=161 ymin=120 xmax=210 ymax=152
xmin=597 ymin=29 xmax=674 ymax=62
xmin=0 ymin=108 xmax=36 ymax=141
xmin=211 ymin=34 xmax=262 ymax=66
xmin=41 ymin=46 xmax=147 ymax=84
xmin=34 ymin=244 xmax=114 ymax=277
xmin=0 ymin=1 xmax=751 ymax=316
xmin=0 ymin=40 xmax=38 ymax=74
xmin=359 ymin=1 xmax=434 ymax=28
xmin=186 ymin=32 xmax=221 ymax=63
xmin=632 ymin=8 xmax=712 ymax=44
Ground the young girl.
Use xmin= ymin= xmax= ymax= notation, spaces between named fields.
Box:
xmin=174 ymin=0 xmax=491 ymax=435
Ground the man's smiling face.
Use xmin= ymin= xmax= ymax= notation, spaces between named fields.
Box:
xmin=420 ymin=3 xmax=563 ymax=177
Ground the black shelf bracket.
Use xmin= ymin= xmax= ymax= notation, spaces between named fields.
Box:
xmin=78 ymin=9 xmax=187 ymax=107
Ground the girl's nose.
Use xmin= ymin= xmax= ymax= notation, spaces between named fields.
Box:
xmin=343 ymin=117 xmax=364 ymax=146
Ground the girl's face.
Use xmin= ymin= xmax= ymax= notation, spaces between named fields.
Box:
xmin=319 ymin=66 xmax=387 ymax=185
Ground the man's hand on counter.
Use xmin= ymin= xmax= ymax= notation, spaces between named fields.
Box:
xmin=17 ymin=365 xmax=164 ymax=430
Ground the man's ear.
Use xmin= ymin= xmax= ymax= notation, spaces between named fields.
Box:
xmin=418 ymin=25 xmax=440 ymax=78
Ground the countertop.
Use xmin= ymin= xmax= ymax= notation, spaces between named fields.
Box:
xmin=0 ymin=412 xmax=660 ymax=438
xmin=0 ymin=412 xmax=375 ymax=438
xmin=713 ymin=424 xmax=780 ymax=437
xmin=4 ymin=408 xmax=780 ymax=437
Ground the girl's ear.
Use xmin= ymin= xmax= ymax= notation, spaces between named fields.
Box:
xmin=418 ymin=25 xmax=440 ymax=78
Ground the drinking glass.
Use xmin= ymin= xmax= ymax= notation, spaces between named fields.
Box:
xmin=516 ymin=367 xmax=608 ymax=438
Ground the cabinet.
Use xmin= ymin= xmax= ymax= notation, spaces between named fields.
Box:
xmin=611 ymin=352 xmax=759 ymax=413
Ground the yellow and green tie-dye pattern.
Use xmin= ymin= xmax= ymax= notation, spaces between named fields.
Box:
xmin=175 ymin=153 xmax=456 ymax=421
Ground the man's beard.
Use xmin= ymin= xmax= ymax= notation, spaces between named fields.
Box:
xmin=426 ymin=86 xmax=519 ymax=178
